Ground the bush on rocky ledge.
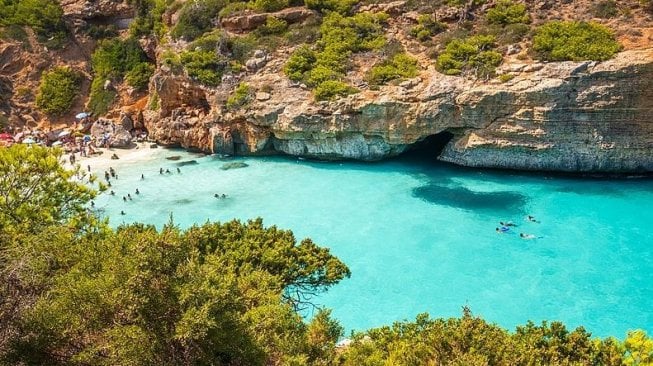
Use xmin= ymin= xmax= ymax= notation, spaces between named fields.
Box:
xmin=533 ymin=21 xmax=621 ymax=61
xmin=436 ymin=35 xmax=503 ymax=78
xmin=36 ymin=66 xmax=81 ymax=116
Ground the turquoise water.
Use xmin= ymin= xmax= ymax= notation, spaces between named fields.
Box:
xmin=91 ymin=148 xmax=653 ymax=338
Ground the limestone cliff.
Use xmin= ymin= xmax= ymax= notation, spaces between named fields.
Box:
xmin=145 ymin=48 xmax=653 ymax=173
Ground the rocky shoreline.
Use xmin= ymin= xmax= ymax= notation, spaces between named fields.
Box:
xmin=144 ymin=48 xmax=653 ymax=173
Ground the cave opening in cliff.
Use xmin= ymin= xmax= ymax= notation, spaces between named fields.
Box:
xmin=406 ymin=130 xmax=455 ymax=160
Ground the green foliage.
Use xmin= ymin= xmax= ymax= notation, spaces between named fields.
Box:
xmin=624 ymin=330 xmax=653 ymax=365
xmin=88 ymin=77 xmax=116 ymax=116
xmin=498 ymin=73 xmax=514 ymax=83
xmin=445 ymin=0 xmax=486 ymax=7
xmin=0 ymin=145 xmax=95 ymax=234
xmin=338 ymin=309 xmax=626 ymax=366
xmin=591 ymin=0 xmax=619 ymax=19
xmin=255 ymin=16 xmax=288 ymax=36
xmin=410 ymin=14 xmax=446 ymax=42
xmin=171 ymin=0 xmax=226 ymax=41
xmin=436 ymin=35 xmax=503 ymax=77
xmin=89 ymin=38 xmax=152 ymax=115
xmin=533 ymin=21 xmax=621 ymax=61
xmin=284 ymin=12 xmax=386 ymax=99
xmin=485 ymin=0 xmax=529 ymax=25
xmin=180 ymin=49 xmax=225 ymax=86
xmin=35 ymin=67 xmax=81 ymax=116
xmin=219 ymin=1 xmax=249 ymax=18
xmin=129 ymin=0 xmax=169 ymax=37
xmin=314 ymin=80 xmax=357 ymax=101
xmin=367 ymin=52 xmax=419 ymax=85
xmin=285 ymin=45 xmax=317 ymax=81
xmin=125 ymin=62 xmax=155 ymax=91
xmin=251 ymin=0 xmax=289 ymax=12
xmin=226 ymin=82 xmax=251 ymax=109
xmin=85 ymin=24 xmax=118 ymax=39
xmin=304 ymin=0 xmax=358 ymax=14
xmin=0 ymin=0 xmax=67 ymax=48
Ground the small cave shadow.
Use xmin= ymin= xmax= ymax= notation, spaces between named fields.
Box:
xmin=412 ymin=183 xmax=528 ymax=214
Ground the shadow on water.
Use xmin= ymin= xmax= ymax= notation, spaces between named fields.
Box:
xmin=412 ymin=183 xmax=528 ymax=213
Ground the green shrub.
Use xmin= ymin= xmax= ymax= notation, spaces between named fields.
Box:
xmin=436 ymin=35 xmax=503 ymax=77
xmin=498 ymin=73 xmax=514 ymax=83
xmin=255 ymin=16 xmax=288 ymax=36
xmin=180 ymin=49 xmax=225 ymax=86
xmin=36 ymin=67 xmax=80 ymax=115
xmin=445 ymin=0 xmax=486 ymax=7
xmin=171 ymin=0 xmax=226 ymax=41
xmin=532 ymin=21 xmax=621 ymax=61
xmin=129 ymin=0 xmax=168 ymax=37
xmin=251 ymin=0 xmax=289 ymax=12
xmin=91 ymin=38 xmax=150 ymax=78
xmin=0 ymin=0 xmax=67 ymax=48
xmin=305 ymin=65 xmax=340 ymax=87
xmin=314 ymin=80 xmax=357 ymax=101
xmin=590 ymin=0 xmax=619 ymax=18
xmin=486 ymin=0 xmax=529 ymax=25
xmin=218 ymin=1 xmax=249 ymax=18
xmin=226 ymin=82 xmax=251 ymax=109
xmin=367 ymin=53 xmax=419 ymax=85
xmin=125 ymin=62 xmax=155 ymax=90
xmin=284 ymin=45 xmax=317 ymax=81
xmin=410 ymin=14 xmax=446 ymax=42
xmin=304 ymin=0 xmax=359 ymax=14
xmin=87 ymin=77 xmax=116 ymax=116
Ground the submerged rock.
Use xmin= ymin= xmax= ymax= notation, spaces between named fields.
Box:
xmin=166 ymin=155 xmax=181 ymax=161
xmin=220 ymin=162 xmax=249 ymax=170
xmin=176 ymin=160 xmax=198 ymax=166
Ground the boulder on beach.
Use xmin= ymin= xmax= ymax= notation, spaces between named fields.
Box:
xmin=220 ymin=162 xmax=249 ymax=170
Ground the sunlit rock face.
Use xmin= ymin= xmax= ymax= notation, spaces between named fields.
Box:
xmin=145 ymin=49 xmax=653 ymax=173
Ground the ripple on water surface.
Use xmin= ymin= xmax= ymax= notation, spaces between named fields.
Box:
xmin=91 ymin=149 xmax=653 ymax=338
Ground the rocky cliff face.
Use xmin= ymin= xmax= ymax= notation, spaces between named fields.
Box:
xmin=145 ymin=48 xmax=653 ymax=173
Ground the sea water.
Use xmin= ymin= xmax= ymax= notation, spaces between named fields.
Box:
xmin=91 ymin=148 xmax=653 ymax=338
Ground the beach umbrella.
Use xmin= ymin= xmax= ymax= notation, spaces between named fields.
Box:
xmin=58 ymin=130 xmax=71 ymax=138
xmin=0 ymin=133 xmax=12 ymax=141
xmin=22 ymin=138 xmax=35 ymax=144
xmin=75 ymin=112 xmax=89 ymax=119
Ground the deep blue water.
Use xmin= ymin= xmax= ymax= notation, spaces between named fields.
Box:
xmin=90 ymin=148 xmax=653 ymax=338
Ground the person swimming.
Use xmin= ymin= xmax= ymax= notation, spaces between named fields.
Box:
xmin=127 ymin=194 xmax=132 ymax=200
xmin=120 ymin=210 xmax=125 ymax=215
xmin=526 ymin=215 xmax=539 ymax=223
xmin=214 ymin=193 xmax=220 ymax=198
xmin=135 ymin=188 xmax=140 ymax=195
xmin=110 ymin=190 xmax=115 ymax=195
xmin=520 ymin=233 xmax=537 ymax=240
xmin=160 ymin=168 xmax=163 ymax=174
xmin=500 ymin=221 xmax=517 ymax=227
xmin=107 ymin=181 xmax=112 ymax=187
xmin=90 ymin=201 xmax=95 ymax=207
xmin=221 ymin=194 xmax=226 ymax=198
xmin=496 ymin=226 xmax=510 ymax=233
xmin=123 ymin=196 xmax=127 ymax=202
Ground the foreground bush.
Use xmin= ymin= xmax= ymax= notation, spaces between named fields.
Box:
xmin=533 ymin=21 xmax=621 ymax=61
xmin=35 ymin=67 xmax=81 ymax=115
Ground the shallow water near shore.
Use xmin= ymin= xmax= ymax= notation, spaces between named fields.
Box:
xmin=91 ymin=147 xmax=653 ymax=338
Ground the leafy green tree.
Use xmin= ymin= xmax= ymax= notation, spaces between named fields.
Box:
xmin=436 ymin=35 xmax=503 ymax=77
xmin=171 ymin=0 xmax=226 ymax=41
xmin=285 ymin=45 xmax=317 ymax=81
xmin=35 ymin=67 xmax=81 ymax=116
xmin=533 ymin=21 xmax=621 ymax=61
xmin=0 ymin=0 xmax=67 ymax=48
xmin=624 ymin=330 xmax=653 ymax=365
xmin=367 ymin=53 xmax=419 ymax=85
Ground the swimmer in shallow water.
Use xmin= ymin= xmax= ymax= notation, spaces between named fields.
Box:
xmin=177 ymin=167 xmax=181 ymax=173
xmin=496 ymin=227 xmax=510 ymax=233
xmin=500 ymin=221 xmax=517 ymax=227
xmin=110 ymin=190 xmax=115 ymax=195
xmin=160 ymin=168 xmax=163 ymax=174
xmin=141 ymin=174 xmax=145 ymax=180
xmin=526 ymin=215 xmax=540 ymax=223
xmin=214 ymin=193 xmax=219 ymax=198
xmin=221 ymin=194 xmax=226 ymax=198
xmin=166 ymin=169 xmax=171 ymax=174
xmin=120 ymin=210 xmax=125 ymax=215
xmin=123 ymin=196 xmax=127 ymax=202
xmin=135 ymin=188 xmax=140 ymax=195
xmin=520 ymin=233 xmax=538 ymax=240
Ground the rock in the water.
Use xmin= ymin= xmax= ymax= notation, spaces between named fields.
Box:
xmin=166 ymin=155 xmax=182 ymax=160
xmin=220 ymin=162 xmax=249 ymax=170
xmin=176 ymin=160 xmax=199 ymax=166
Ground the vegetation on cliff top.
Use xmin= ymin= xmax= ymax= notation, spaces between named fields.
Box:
xmin=1 ymin=145 xmax=653 ymax=365
xmin=0 ymin=0 xmax=67 ymax=48
xmin=533 ymin=21 xmax=621 ymax=61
